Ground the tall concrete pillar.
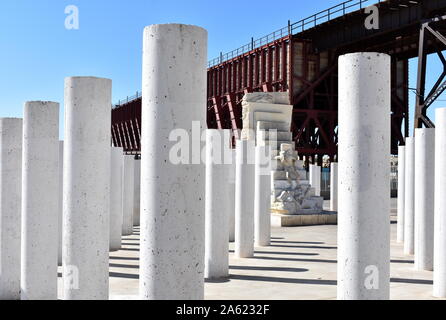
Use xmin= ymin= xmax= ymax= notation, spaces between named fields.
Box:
xmin=309 ymin=165 xmax=321 ymax=196
xmin=122 ymin=155 xmax=134 ymax=236
xmin=397 ymin=145 xmax=405 ymax=243
xmin=205 ymin=129 xmax=231 ymax=279
xmin=235 ymin=139 xmax=255 ymax=258
xmin=110 ymin=147 xmax=124 ymax=251
xmin=133 ymin=159 xmax=141 ymax=226
xmin=58 ymin=141 xmax=64 ymax=265
xmin=404 ymin=137 xmax=415 ymax=255
xmin=21 ymin=101 xmax=59 ymax=300
xmin=140 ymin=24 xmax=207 ymax=300
xmin=228 ymin=149 xmax=236 ymax=242
xmin=337 ymin=52 xmax=391 ymax=300
xmin=434 ymin=108 xmax=446 ymax=297
xmin=414 ymin=128 xmax=435 ymax=271
xmin=0 ymin=118 xmax=22 ymax=300
xmin=330 ymin=162 xmax=338 ymax=212
xmin=254 ymin=145 xmax=271 ymax=247
xmin=63 ymin=76 xmax=111 ymax=300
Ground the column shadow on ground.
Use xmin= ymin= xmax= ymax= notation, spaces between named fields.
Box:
xmin=109 ymin=256 xmax=139 ymax=261
xmin=229 ymin=265 xmax=309 ymax=273
xmin=229 ymin=274 xmax=337 ymax=286
xmin=270 ymin=244 xmax=337 ymax=250
xmin=390 ymin=259 xmax=414 ymax=264
xmin=251 ymin=256 xmax=337 ymax=264
xmin=229 ymin=250 xmax=319 ymax=257
xmin=121 ymin=242 xmax=139 ymax=246
xmin=110 ymin=263 xmax=139 ymax=269
xmin=109 ymin=272 xmax=139 ymax=279
xmin=390 ymin=278 xmax=433 ymax=285
xmin=271 ymin=240 xmax=326 ymax=245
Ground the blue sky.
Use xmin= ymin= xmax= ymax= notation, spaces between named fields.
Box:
xmin=0 ymin=0 xmax=443 ymax=138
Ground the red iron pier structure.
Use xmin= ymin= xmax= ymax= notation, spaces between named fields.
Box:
xmin=112 ymin=0 xmax=446 ymax=164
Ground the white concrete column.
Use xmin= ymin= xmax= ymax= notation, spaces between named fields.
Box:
xmin=404 ymin=137 xmax=415 ymax=255
xmin=140 ymin=24 xmax=207 ymax=300
xmin=63 ymin=76 xmax=111 ymax=300
xmin=254 ymin=145 xmax=271 ymax=247
xmin=228 ymin=149 xmax=236 ymax=242
xmin=414 ymin=128 xmax=435 ymax=271
xmin=434 ymin=108 xmax=446 ymax=297
xmin=309 ymin=164 xmax=321 ymax=196
xmin=235 ymin=139 xmax=256 ymax=258
xmin=330 ymin=162 xmax=338 ymax=212
xmin=58 ymin=141 xmax=63 ymax=265
xmin=397 ymin=145 xmax=405 ymax=243
xmin=133 ymin=159 xmax=141 ymax=226
xmin=122 ymin=155 xmax=134 ymax=236
xmin=0 ymin=118 xmax=22 ymax=300
xmin=205 ymin=129 xmax=231 ymax=279
xmin=110 ymin=147 xmax=124 ymax=251
xmin=337 ymin=52 xmax=391 ymax=300
xmin=21 ymin=101 xmax=59 ymax=300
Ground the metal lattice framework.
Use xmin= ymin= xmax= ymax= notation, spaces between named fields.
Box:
xmin=112 ymin=0 xmax=446 ymax=159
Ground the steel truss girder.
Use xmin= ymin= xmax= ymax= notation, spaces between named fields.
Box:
xmin=414 ymin=15 xmax=446 ymax=130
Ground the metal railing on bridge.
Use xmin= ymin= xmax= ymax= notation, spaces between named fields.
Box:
xmin=208 ymin=0 xmax=381 ymax=68
xmin=113 ymin=0 xmax=383 ymax=107
xmin=113 ymin=91 xmax=142 ymax=108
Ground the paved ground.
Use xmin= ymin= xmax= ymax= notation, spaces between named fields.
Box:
xmin=57 ymin=198 xmax=443 ymax=300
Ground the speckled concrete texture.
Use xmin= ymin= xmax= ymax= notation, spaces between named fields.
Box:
xmin=397 ymin=146 xmax=405 ymax=243
xmin=0 ymin=118 xmax=23 ymax=300
xmin=110 ymin=147 xmax=124 ymax=251
xmin=235 ymin=140 xmax=255 ymax=258
xmin=140 ymin=23 xmax=207 ymax=300
xmin=21 ymin=101 xmax=59 ymax=300
xmin=414 ymin=128 xmax=435 ymax=271
xmin=337 ymin=52 xmax=391 ymax=300
xmin=405 ymin=137 xmax=415 ymax=255
xmin=63 ymin=76 xmax=111 ymax=300
xmin=122 ymin=155 xmax=134 ymax=236
xmin=434 ymin=108 xmax=446 ymax=297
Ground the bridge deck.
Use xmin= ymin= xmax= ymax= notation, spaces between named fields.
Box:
xmin=112 ymin=0 xmax=446 ymax=158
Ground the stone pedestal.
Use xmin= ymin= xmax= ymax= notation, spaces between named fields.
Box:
xmin=122 ymin=155 xmax=134 ymax=236
xmin=397 ymin=145 xmax=405 ymax=243
xmin=110 ymin=147 xmax=124 ymax=251
xmin=434 ymin=108 xmax=446 ymax=298
xmin=404 ymin=137 xmax=415 ymax=255
xmin=414 ymin=128 xmax=435 ymax=271
xmin=0 ymin=118 xmax=22 ymax=300
xmin=63 ymin=76 xmax=111 ymax=300
xmin=205 ymin=129 xmax=231 ymax=279
xmin=235 ymin=139 xmax=255 ymax=258
xmin=337 ymin=52 xmax=391 ymax=300
xmin=140 ymin=24 xmax=207 ymax=300
xmin=21 ymin=101 xmax=59 ymax=300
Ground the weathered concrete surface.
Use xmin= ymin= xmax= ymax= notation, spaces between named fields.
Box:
xmin=21 ymin=101 xmax=59 ymax=300
xmin=338 ymin=52 xmax=390 ymax=300
xmin=0 ymin=118 xmax=23 ymax=300
xmin=140 ymin=23 xmax=207 ymax=300
xmin=56 ymin=199 xmax=444 ymax=300
xmin=63 ymin=76 xmax=111 ymax=300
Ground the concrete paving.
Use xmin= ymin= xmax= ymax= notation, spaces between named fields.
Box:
xmin=57 ymin=198 xmax=444 ymax=300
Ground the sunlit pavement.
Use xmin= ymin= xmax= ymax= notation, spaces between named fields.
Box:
xmin=56 ymin=198 xmax=443 ymax=300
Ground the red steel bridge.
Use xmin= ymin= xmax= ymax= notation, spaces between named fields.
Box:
xmin=112 ymin=0 xmax=446 ymax=165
